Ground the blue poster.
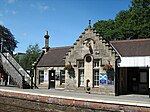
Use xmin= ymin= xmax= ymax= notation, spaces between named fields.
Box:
xmin=100 ymin=73 xmax=107 ymax=85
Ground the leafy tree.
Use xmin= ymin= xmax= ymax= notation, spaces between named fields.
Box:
xmin=94 ymin=0 xmax=150 ymax=41
xmin=128 ymin=0 xmax=150 ymax=39
xmin=94 ymin=20 xmax=116 ymax=40
xmin=16 ymin=44 xmax=41 ymax=70
xmin=0 ymin=25 xmax=18 ymax=53
xmin=14 ymin=53 xmax=25 ymax=64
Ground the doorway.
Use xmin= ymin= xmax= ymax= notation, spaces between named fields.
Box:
xmin=48 ymin=70 xmax=55 ymax=89
xmin=127 ymin=67 xmax=139 ymax=94
xmin=127 ymin=68 xmax=149 ymax=94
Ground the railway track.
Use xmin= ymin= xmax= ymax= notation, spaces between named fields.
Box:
xmin=0 ymin=103 xmax=42 ymax=112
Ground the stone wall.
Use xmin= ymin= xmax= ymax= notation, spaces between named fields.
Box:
xmin=65 ymin=26 xmax=116 ymax=94
xmin=36 ymin=66 xmax=65 ymax=89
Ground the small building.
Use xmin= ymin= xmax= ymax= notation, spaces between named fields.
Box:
xmin=112 ymin=39 xmax=150 ymax=95
xmin=34 ymin=22 xmax=150 ymax=96
xmin=36 ymin=46 xmax=71 ymax=89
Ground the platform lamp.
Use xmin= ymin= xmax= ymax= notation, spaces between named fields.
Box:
xmin=31 ymin=62 xmax=36 ymax=89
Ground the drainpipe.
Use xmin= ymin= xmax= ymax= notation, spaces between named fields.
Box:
xmin=148 ymin=67 xmax=150 ymax=98
xmin=115 ymin=57 xmax=121 ymax=96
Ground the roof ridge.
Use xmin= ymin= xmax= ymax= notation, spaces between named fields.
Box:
xmin=49 ymin=46 xmax=72 ymax=49
xmin=111 ymin=38 xmax=150 ymax=43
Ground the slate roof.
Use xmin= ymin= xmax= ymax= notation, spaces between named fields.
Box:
xmin=111 ymin=39 xmax=150 ymax=57
xmin=37 ymin=39 xmax=150 ymax=67
xmin=37 ymin=46 xmax=71 ymax=67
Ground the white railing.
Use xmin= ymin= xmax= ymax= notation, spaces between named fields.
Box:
xmin=3 ymin=53 xmax=31 ymax=86
xmin=0 ymin=52 xmax=23 ymax=88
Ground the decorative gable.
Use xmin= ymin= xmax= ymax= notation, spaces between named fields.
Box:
xmin=64 ymin=21 xmax=118 ymax=92
xmin=64 ymin=22 xmax=117 ymax=67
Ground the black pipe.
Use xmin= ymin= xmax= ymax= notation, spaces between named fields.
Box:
xmin=115 ymin=58 xmax=119 ymax=96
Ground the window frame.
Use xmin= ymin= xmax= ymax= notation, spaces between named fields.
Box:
xmin=39 ymin=70 xmax=44 ymax=84
xmin=93 ymin=69 xmax=100 ymax=87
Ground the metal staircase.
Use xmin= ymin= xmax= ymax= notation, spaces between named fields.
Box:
xmin=0 ymin=52 xmax=31 ymax=88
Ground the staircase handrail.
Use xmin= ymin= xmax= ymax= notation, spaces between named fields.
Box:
xmin=0 ymin=52 xmax=24 ymax=87
xmin=1 ymin=52 xmax=24 ymax=77
xmin=5 ymin=53 xmax=31 ymax=77
xmin=3 ymin=52 xmax=38 ymax=89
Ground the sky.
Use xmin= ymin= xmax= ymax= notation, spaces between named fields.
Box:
xmin=0 ymin=0 xmax=131 ymax=53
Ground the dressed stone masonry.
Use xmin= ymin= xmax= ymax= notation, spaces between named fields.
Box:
xmin=64 ymin=21 xmax=117 ymax=95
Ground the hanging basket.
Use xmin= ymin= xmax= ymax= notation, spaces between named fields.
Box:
xmin=64 ymin=64 xmax=75 ymax=78
xmin=103 ymin=64 xmax=114 ymax=73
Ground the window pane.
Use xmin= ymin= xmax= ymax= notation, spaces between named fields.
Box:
xmin=94 ymin=61 xmax=99 ymax=68
xmin=107 ymin=72 xmax=114 ymax=85
xmin=93 ymin=69 xmax=99 ymax=86
xmin=140 ymin=72 xmax=147 ymax=83
xmin=39 ymin=70 xmax=44 ymax=84
xmin=79 ymin=61 xmax=84 ymax=68
xmin=79 ymin=70 xmax=84 ymax=86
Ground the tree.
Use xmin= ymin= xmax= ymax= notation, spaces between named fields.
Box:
xmin=16 ymin=44 xmax=41 ymax=70
xmin=0 ymin=25 xmax=18 ymax=53
xmin=94 ymin=20 xmax=116 ymax=40
xmin=128 ymin=0 xmax=150 ymax=39
xmin=94 ymin=0 xmax=150 ymax=41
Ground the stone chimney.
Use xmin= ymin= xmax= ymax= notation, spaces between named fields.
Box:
xmin=43 ymin=31 xmax=50 ymax=52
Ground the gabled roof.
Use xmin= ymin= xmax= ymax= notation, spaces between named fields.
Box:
xmin=37 ymin=46 xmax=71 ymax=67
xmin=111 ymin=39 xmax=150 ymax=57
xmin=37 ymin=38 xmax=150 ymax=67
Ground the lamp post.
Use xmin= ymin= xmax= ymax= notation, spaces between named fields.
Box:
xmin=31 ymin=63 xmax=35 ymax=89
xmin=115 ymin=57 xmax=121 ymax=96
xmin=31 ymin=62 xmax=37 ymax=89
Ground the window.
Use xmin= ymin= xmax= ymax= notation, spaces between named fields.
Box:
xmin=140 ymin=72 xmax=147 ymax=83
xmin=60 ymin=70 xmax=65 ymax=84
xmin=93 ymin=60 xmax=100 ymax=87
xmin=78 ymin=61 xmax=84 ymax=68
xmin=78 ymin=60 xmax=84 ymax=86
xmin=93 ymin=69 xmax=99 ymax=86
xmin=79 ymin=69 xmax=84 ymax=86
xmin=107 ymin=72 xmax=114 ymax=85
xmin=94 ymin=61 xmax=99 ymax=68
xmin=39 ymin=70 xmax=44 ymax=84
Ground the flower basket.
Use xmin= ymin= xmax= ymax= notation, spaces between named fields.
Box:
xmin=64 ymin=63 xmax=75 ymax=78
xmin=103 ymin=64 xmax=114 ymax=73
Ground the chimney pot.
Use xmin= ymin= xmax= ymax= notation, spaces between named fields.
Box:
xmin=43 ymin=31 xmax=50 ymax=52
xmin=45 ymin=31 xmax=48 ymax=36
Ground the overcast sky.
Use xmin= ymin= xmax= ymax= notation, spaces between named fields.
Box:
xmin=0 ymin=0 xmax=131 ymax=53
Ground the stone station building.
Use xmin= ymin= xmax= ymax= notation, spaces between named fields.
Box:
xmin=34 ymin=22 xmax=150 ymax=96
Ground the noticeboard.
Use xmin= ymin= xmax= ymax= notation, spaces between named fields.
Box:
xmin=100 ymin=73 xmax=107 ymax=85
